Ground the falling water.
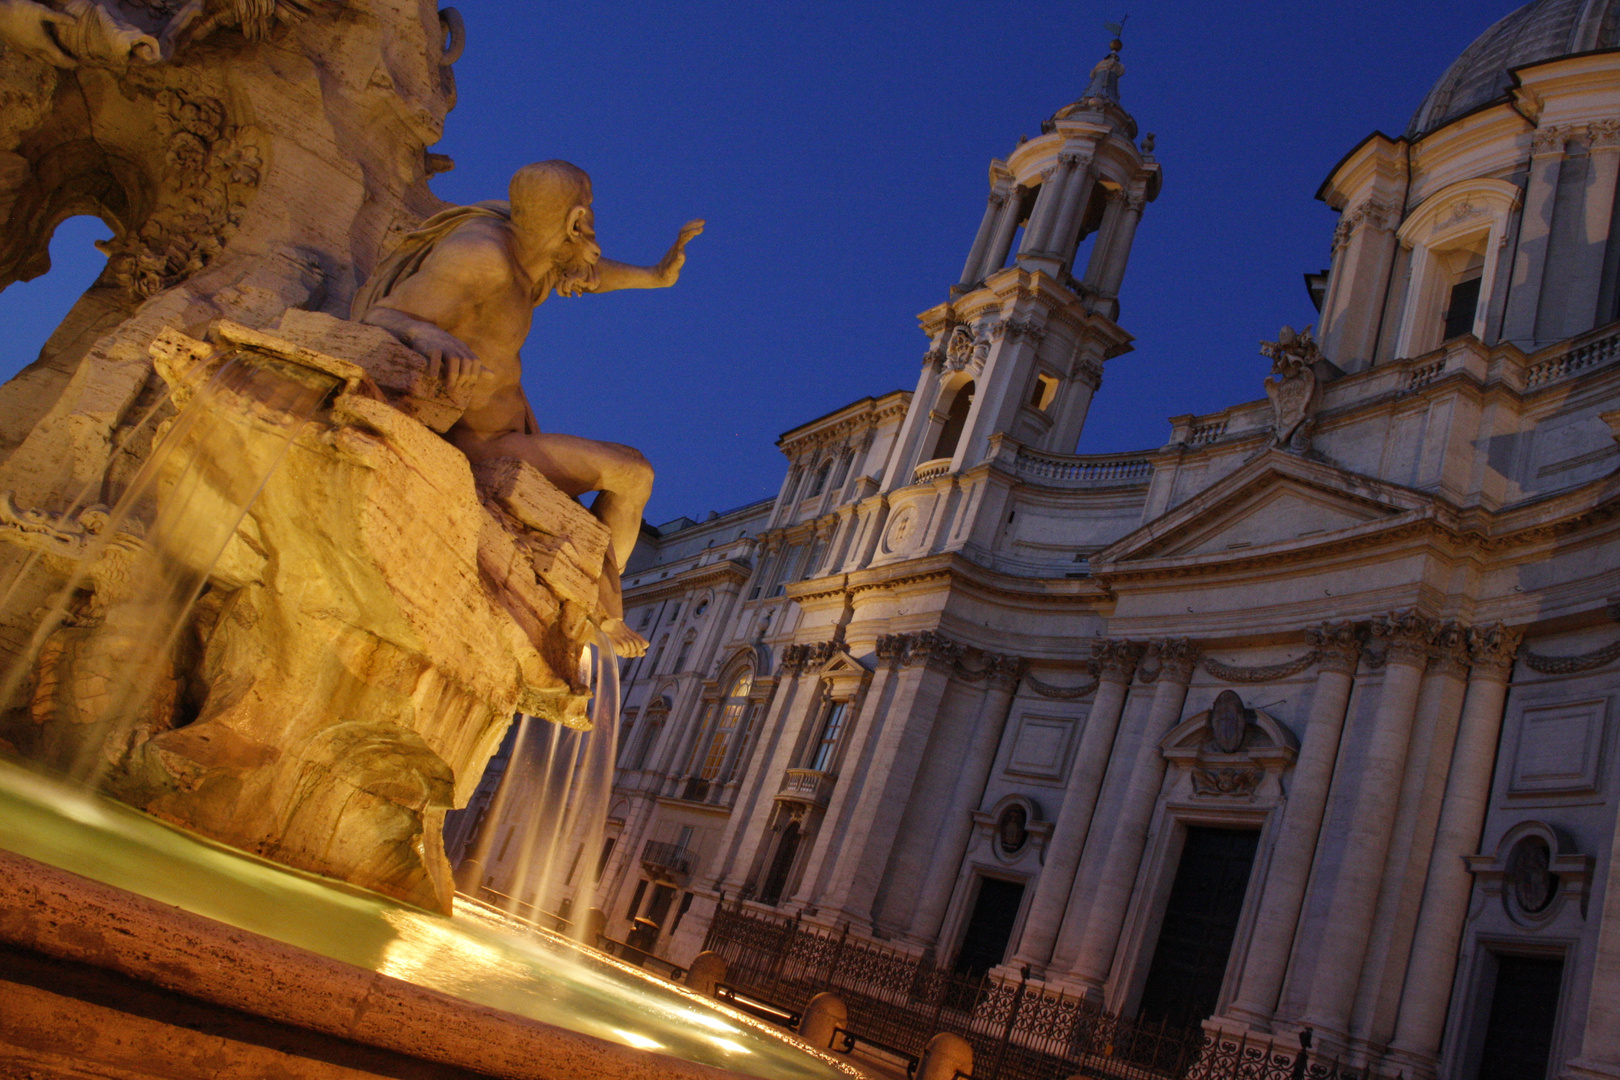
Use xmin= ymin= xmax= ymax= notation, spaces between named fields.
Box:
xmin=458 ymin=629 xmax=620 ymax=940
xmin=0 ymin=349 xmax=338 ymax=784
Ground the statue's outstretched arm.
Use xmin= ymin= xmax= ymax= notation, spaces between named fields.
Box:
xmin=561 ymin=219 xmax=704 ymax=295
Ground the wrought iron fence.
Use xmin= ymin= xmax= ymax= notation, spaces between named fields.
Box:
xmin=701 ymin=899 xmax=1369 ymax=1080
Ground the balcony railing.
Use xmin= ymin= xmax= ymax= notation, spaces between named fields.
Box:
xmin=1525 ymin=324 xmax=1620 ymax=388
xmin=1013 ymin=447 xmax=1153 ymax=486
xmin=776 ymin=768 xmax=836 ymax=808
xmin=912 ymin=457 xmax=952 ymax=483
xmin=641 ymin=839 xmax=692 ymax=877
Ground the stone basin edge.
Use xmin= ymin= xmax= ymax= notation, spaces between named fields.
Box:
xmin=0 ymin=846 xmax=847 ymax=1080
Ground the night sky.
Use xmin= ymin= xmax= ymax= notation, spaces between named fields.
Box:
xmin=0 ymin=1 xmax=1521 ymax=523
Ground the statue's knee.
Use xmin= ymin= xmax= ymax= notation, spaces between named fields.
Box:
xmin=621 ymin=448 xmax=654 ymax=495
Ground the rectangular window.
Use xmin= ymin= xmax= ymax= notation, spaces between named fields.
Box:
xmin=626 ymin=878 xmax=648 ymax=920
xmin=595 ymin=837 xmax=616 ymax=882
xmin=809 ymin=701 xmax=848 ymax=772
xmin=1443 ymin=274 xmax=1482 ymax=340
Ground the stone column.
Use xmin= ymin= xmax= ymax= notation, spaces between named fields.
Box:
xmin=1350 ymin=622 xmax=1472 ymax=1047
xmin=706 ymin=656 xmax=813 ymax=891
xmin=1044 ymin=153 xmax=1093 ymax=264
xmin=813 ymin=632 xmax=962 ymax=928
xmin=979 ymin=188 xmax=1025 ymax=281
xmin=1094 ymin=193 xmax=1145 ymax=298
xmin=1062 ymin=639 xmax=1200 ymax=993
xmin=1298 ymin=611 xmax=1433 ymax=1044
xmin=1008 ymin=639 xmax=1142 ymax=973
xmin=1018 ymin=165 xmax=1065 ymax=257
xmin=787 ymin=642 xmax=902 ymax=909
xmin=1385 ymin=625 xmax=1522 ymax=1079
xmin=960 ymin=187 xmax=1009 ymax=288
xmin=906 ymin=655 xmax=1026 ymax=946
xmin=1501 ymin=126 xmax=1567 ymax=347
xmin=1081 ymin=191 xmax=1123 ymax=286
xmin=1570 ymin=123 xmax=1620 ymax=332
xmin=1226 ymin=623 xmax=1363 ymax=1028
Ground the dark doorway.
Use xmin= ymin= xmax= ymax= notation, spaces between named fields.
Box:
xmin=645 ymin=883 xmax=677 ymax=928
xmin=1137 ymin=826 xmax=1260 ymax=1028
xmin=760 ymin=821 xmax=801 ymax=905
xmin=1477 ymin=954 xmax=1563 ymax=1080
xmin=953 ymin=877 xmax=1025 ymax=977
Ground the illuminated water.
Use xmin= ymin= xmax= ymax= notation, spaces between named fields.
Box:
xmin=0 ymin=757 xmax=846 ymax=1080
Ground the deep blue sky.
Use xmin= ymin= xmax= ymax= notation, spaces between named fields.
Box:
xmin=0 ymin=1 xmax=1519 ymax=523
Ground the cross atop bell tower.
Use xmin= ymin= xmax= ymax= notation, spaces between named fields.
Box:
xmin=884 ymin=31 xmax=1162 ymax=491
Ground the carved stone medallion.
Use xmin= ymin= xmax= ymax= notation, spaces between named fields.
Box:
xmin=1508 ymin=835 xmax=1557 ymax=915
xmin=1210 ymin=689 xmax=1249 ymax=753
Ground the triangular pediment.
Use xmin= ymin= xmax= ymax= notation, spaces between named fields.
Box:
xmin=1095 ymin=452 xmax=1444 ymax=567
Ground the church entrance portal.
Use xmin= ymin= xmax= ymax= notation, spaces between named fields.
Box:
xmin=954 ymin=877 xmax=1025 ymax=977
xmin=1137 ymin=826 xmax=1259 ymax=1028
xmin=1476 ymin=954 xmax=1562 ymax=1080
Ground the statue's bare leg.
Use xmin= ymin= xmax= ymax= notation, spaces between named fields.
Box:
xmin=463 ymin=430 xmax=652 ymax=657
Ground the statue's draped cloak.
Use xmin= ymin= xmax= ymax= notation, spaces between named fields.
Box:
xmin=350 ymin=200 xmax=512 ymax=318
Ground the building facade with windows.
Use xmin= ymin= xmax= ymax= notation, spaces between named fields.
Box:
xmin=459 ymin=5 xmax=1620 ymax=1078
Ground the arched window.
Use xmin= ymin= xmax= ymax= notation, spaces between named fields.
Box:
xmin=808 ymin=460 xmax=831 ymax=498
xmin=931 ymin=379 xmax=975 ymax=460
xmin=831 ymin=450 xmax=854 ymax=490
xmin=628 ymin=701 xmax=668 ymax=770
xmin=699 ymin=669 xmax=754 ymax=780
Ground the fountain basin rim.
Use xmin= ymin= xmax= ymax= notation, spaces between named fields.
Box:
xmin=0 ymin=847 xmax=845 ymax=1080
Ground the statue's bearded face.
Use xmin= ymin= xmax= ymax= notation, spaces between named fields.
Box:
xmin=554 ymin=204 xmax=601 ymax=274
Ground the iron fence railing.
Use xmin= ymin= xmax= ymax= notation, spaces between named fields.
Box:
xmin=701 ymin=898 xmax=1370 ymax=1080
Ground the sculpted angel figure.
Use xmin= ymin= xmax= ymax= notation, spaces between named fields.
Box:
xmin=353 ymin=160 xmax=703 ymax=657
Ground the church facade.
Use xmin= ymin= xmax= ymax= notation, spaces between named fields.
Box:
xmin=461 ymin=4 xmax=1620 ymax=1078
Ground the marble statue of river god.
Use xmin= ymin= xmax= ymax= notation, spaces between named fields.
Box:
xmin=355 ymin=160 xmax=705 ymax=659
xmin=0 ymin=0 xmax=700 ymax=916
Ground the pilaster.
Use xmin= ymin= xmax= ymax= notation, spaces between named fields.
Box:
xmin=1059 ymin=638 xmax=1199 ymax=994
xmin=1501 ymin=125 xmax=1568 ymax=347
xmin=1009 ymin=639 xmax=1140 ymax=973
xmin=1385 ymin=624 xmax=1522 ymax=1079
xmin=1296 ymin=610 xmax=1433 ymax=1048
xmin=1226 ymin=621 xmax=1363 ymax=1028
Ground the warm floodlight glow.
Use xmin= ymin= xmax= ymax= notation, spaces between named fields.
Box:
xmin=613 ymin=1029 xmax=665 ymax=1051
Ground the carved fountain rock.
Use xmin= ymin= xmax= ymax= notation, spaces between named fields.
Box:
xmin=0 ymin=1 xmax=608 ymax=913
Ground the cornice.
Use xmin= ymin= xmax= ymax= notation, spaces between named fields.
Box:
xmin=622 ymin=559 xmax=752 ymax=603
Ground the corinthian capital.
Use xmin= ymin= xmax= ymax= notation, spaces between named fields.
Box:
xmin=985 ymin=652 xmax=1029 ymax=689
xmin=904 ymin=629 xmax=964 ymax=669
xmin=1306 ymin=620 xmax=1364 ymax=674
xmin=1468 ymin=623 xmax=1523 ymax=676
xmin=1140 ymin=638 xmax=1200 ymax=685
xmin=1091 ymin=638 xmax=1144 ymax=683
xmin=1370 ymin=609 xmax=1436 ymax=668
xmin=1428 ymin=619 xmax=1471 ymax=678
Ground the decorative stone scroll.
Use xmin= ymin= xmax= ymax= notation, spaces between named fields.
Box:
xmin=954 ymin=651 xmax=1028 ymax=688
xmin=780 ymin=639 xmax=840 ymax=676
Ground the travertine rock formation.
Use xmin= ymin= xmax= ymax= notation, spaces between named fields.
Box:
xmin=0 ymin=2 xmax=611 ymax=911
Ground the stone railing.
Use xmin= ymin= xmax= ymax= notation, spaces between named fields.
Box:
xmin=776 ymin=768 xmax=836 ymax=808
xmin=1187 ymin=418 xmax=1228 ymax=445
xmin=1525 ymin=325 xmax=1620 ymax=389
xmin=912 ymin=457 xmax=952 ymax=483
xmin=1015 ymin=447 xmax=1154 ymax=486
xmin=640 ymin=839 xmax=692 ymax=877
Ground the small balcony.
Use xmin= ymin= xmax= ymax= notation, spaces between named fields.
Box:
xmin=640 ymin=839 xmax=692 ymax=878
xmin=775 ymin=768 xmax=836 ymax=809
xmin=912 ymin=457 xmax=952 ymax=484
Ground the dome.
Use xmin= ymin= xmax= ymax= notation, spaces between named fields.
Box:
xmin=1406 ymin=0 xmax=1620 ymax=139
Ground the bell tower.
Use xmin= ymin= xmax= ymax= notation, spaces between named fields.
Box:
xmin=884 ymin=33 xmax=1161 ymax=491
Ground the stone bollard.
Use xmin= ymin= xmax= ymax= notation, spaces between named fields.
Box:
xmin=685 ymin=951 xmax=727 ymax=997
xmin=918 ymin=1032 xmax=972 ymax=1080
xmin=583 ymin=907 xmax=607 ymax=947
xmin=797 ymin=991 xmax=848 ymax=1050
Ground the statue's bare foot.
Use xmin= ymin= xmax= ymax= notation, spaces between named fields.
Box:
xmin=599 ymin=617 xmax=648 ymax=658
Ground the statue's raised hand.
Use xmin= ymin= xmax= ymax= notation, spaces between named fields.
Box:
xmin=656 ymin=219 xmax=705 ymax=286
xmin=404 ymin=324 xmax=487 ymax=399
